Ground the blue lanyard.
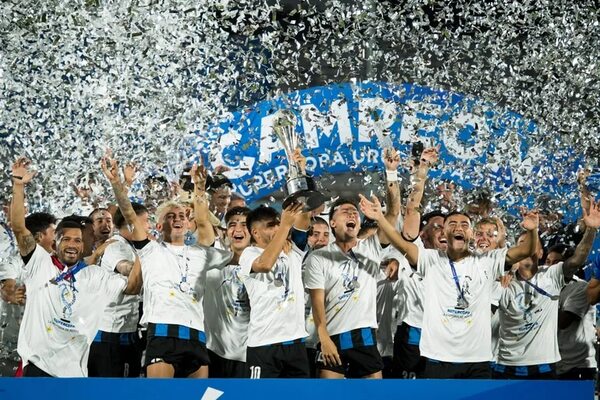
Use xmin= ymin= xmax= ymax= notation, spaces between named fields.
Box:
xmin=520 ymin=273 xmax=557 ymax=299
xmin=449 ymin=259 xmax=467 ymax=302
xmin=50 ymin=260 xmax=88 ymax=286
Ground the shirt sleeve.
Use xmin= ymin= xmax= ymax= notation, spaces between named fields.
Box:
xmin=88 ymin=266 xmax=128 ymax=300
xmin=20 ymin=244 xmax=48 ymax=282
xmin=417 ymin=248 xmax=438 ymax=277
xmin=203 ymin=246 xmax=234 ymax=271
xmin=303 ymin=251 xmax=325 ymax=290
xmin=561 ymin=281 xmax=590 ymax=320
xmin=239 ymin=246 xmax=261 ymax=276
xmin=486 ymin=247 xmax=509 ymax=281
xmin=100 ymin=241 xmax=135 ymax=272
xmin=550 ymin=262 xmax=567 ymax=289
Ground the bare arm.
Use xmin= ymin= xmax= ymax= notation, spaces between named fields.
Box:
xmin=191 ymin=163 xmax=215 ymax=246
xmin=378 ymin=148 xmax=402 ymax=245
xmin=360 ymin=194 xmax=419 ymax=266
xmin=562 ymin=199 xmax=600 ymax=280
xmin=101 ymin=152 xmax=147 ymax=242
xmin=251 ymin=203 xmax=304 ymax=273
xmin=506 ymin=209 xmax=539 ymax=265
xmin=123 ymin=255 xmax=142 ymax=295
xmin=310 ymin=288 xmax=341 ymax=366
xmin=586 ymin=278 xmax=600 ymax=305
xmin=10 ymin=157 xmax=37 ymax=256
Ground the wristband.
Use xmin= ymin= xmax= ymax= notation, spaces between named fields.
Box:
xmin=401 ymin=231 xmax=419 ymax=243
xmin=385 ymin=170 xmax=398 ymax=182
xmin=12 ymin=175 xmax=23 ymax=180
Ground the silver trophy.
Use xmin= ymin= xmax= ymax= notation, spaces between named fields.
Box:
xmin=273 ymin=110 xmax=325 ymax=211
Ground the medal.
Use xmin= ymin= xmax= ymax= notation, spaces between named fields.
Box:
xmin=274 ymin=277 xmax=283 ymax=287
xmin=349 ymin=278 xmax=360 ymax=290
xmin=179 ymin=281 xmax=191 ymax=293
xmin=455 ymin=296 xmax=469 ymax=310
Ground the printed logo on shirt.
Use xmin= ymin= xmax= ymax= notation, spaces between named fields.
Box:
xmin=515 ymin=292 xmax=542 ymax=331
xmin=338 ymin=259 xmax=360 ymax=302
xmin=47 ymin=317 xmax=78 ymax=333
xmin=223 ymin=266 xmax=250 ymax=315
xmin=273 ymin=257 xmax=294 ymax=305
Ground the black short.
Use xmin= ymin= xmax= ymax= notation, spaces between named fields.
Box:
xmin=23 ymin=363 xmax=52 ymax=377
xmin=246 ymin=340 xmax=309 ymax=378
xmin=491 ymin=363 xmax=556 ymax=380
xmin=207 ymin=349 xmax=247 ymax=378
xmin=145 ymin=336 xmax=210 ymax=378
xmin=306 ymin=347 xmax=318 ymax=378
xmin=424 ymin=359 xmax=491 ymax=379
xmin=392 ymin=323 xmax=425 ymax=378
xmin=316 ymin=342 xmax=384 ymax=378
xmin=88 ymin=333 xmax=142 ymax=377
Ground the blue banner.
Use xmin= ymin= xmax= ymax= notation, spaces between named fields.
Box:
xmin=0 ymin=378 xmax=592 ymax=400
xmin=190 ymin=81 xmax=581 ymax=219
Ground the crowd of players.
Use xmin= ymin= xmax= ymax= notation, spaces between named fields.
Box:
xmin=0 ymin=145 xmax=599 ymax=381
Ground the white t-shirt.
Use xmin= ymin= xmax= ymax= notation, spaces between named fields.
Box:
xmin=137 ymin=241 xmax=232 ymax=331
xmin=497 ymin=263 xmax=565 ymax=366
xmin=304 ymin=234 xmax=385 ymax=336
xmin=392 ymin=241 xmax=425 ymax=329
xmin=418 ymin=247 xmax=508 ymax=362
xmin=98 ymin=235 xmax=140 ymax=333
xmin=490 ymin=282 xmax=502 ymax=363
xmin=18 ymin=245 xmax=127 ymax=377
xmin=239 ymin=244 xmax=307 ymax=347
xmin=557 ymin=277 xmax=597 ymax=374
xmin=204 ymin=264 xmax=250 ymax=362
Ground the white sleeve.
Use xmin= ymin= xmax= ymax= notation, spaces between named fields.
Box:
xmin=486 ymin=247 xmax=509 ymax=281
xmin=304 ymin=252 xmax=325 ymax=290
xmin=100 ymin=241 xmax=135 ymax=272
xmin=88 ymin=266 xmax=128 ymax=300
xmin=416 ymin=248 xmax=438 ymax=277
xmin=551 ymin=262 xmax=567 ymax=289
xmin=203 ymin=246 xmax=234 ymax=270
xmin=21 ymin=245 xmax=49 ymax=282
xmin=561 ymin=281 xmax=589 ymax=319
xmin=239 ymin=246 xmax=262 ymax=276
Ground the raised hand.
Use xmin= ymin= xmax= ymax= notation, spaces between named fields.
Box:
xmin=281 ymin=201 xmax=304 ymax=227
xmin=420 ymin=145 xmax=440 ymax=167
xmin=292 ymin=148 xmax=307 ymax=175
xmin=383 ymin=148 xmax=401 ymax=171
xmin=520 ymin=207 xmax=539 ymax=231
xmin=358 ymin=194 xmax=384 ymax=222
xmin=583 ymin=198 xmax=600 ymax=229
xmin=11 ymin=157 xmax=36 ymax=184
xmin=100 ymin=150 xmax=121 ymax=184
xmin=191 ymin=162 xmax=208 ymax=192
xmin=123 ymin=162 xmax=139 ymax=187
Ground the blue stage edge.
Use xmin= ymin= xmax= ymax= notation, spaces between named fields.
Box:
xmin=0 ymin=378 xmax=593 ymax=400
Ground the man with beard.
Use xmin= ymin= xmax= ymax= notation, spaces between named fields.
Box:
xmin=204 ymin=206 xmax=252 ymax=378
xmin=10 ymin=157 xmax=142 ymax=377
xmin=359 ymin=194 xmax=540 ymax=379
xmin=88 ymin=208 xmax=114 ymax=250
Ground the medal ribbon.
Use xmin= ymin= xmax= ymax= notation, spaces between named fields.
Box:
xmin=519 ymin=272 xmax=558 ymax=299
xmin=449 ymin=259 xmax=468 ymax=305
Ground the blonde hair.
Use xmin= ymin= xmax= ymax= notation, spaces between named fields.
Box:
xmin=156 ymin=200 xmax=187 ymax=224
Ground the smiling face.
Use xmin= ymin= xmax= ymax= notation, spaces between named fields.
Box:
xmin=157 ymin=206 xmax=189 ymax=243
xmin=57 ymin=227 xmax=84 ymax=267
xmin=330 ymin=203 xmax=361 ymax=242
xmin=91 ymin=210 xmax=113 ymax=243
xmin=444 ymin=213 xmax=472 ymax=253
xmin=226 ymin=214 xmax=250 ymax=253
xmin=309 ymin=222 xmax=330 ymax=249
xmin=421 ymin=215 xmax=447 ymax=251
xmin=474 ymin=222 xmax=499 ymax=252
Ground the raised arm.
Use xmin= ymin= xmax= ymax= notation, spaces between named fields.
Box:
xmin=506 ymin=208 xmax=539 ymax=265
xmin=563 ymin=198 xmax=600 ymax=280
xmin=191 ymin=163 xmax=215 ymax=246
xmin=10 ymin=157 xmax=37 ymax=256
xmin=359 ymin=194 xmax=419 ymax=266
xmin=376 ymin=148 xmax=402 ymax=245
xmin=100 ymin=152 xmax=146 ymax=242
xmin=251 ymin=202 xmax=304 ymax=273
xmin=403 ymin=146 xmax=439 ymax=240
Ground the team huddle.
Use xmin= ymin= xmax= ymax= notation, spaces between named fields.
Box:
xmin=1 ymin=144 xmax=599 ymax=381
